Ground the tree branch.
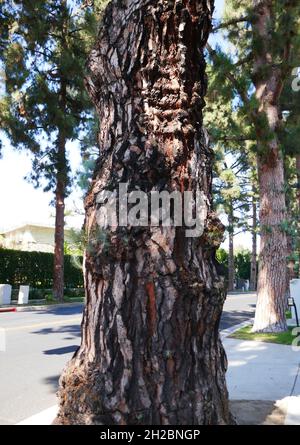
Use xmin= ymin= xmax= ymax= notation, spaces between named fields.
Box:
xmin=212 ymin=16 xmax=250 ymax=33
xmin=206 ymin=43 xmax=251 ymax=107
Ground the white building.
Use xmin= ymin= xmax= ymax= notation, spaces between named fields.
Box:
xmin=0 ymin=224 xmax=74 ymax=253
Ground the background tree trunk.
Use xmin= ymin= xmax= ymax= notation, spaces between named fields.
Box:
xmin=53 ymin=79 xmax=67 ymax=302
xmin=249 ymin=196 xmax=257 ymax=291
xmin=53 ymin=165 xmax=65 ymax=302
xmin=53 ymin=123 xmax=66 ymax=302
xmin=55 ymin=0 xmax=232 ymax=425
xmin=228 ymin=204 xmax=235 ymax=291
xmin=252 ymin=0 xmax=288 ymax=333
xmin=253 ymin=154 xmax=288 ymax=332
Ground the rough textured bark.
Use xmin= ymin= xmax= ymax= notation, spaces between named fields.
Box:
xmin=55 ymin=0 xmax=232 ymax=425
xmin=286 ymin=198 xmax=294 ymax=301
xmin=249 ymin=196 xmax=257 ymax=291
xmin=228 ymin=205 xmax=235 ymax=292
xmin=252 ymin=0 xmax=288 ymax=332
xmin=284 ymin=159 xmax=293 ymax=300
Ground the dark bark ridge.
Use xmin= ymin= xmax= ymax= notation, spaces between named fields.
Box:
xmin=55 ymin=0 xmax=232 ymax=425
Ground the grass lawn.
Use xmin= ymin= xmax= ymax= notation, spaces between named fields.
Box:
xmin=229 ymin=325 xmax=296 ymax=345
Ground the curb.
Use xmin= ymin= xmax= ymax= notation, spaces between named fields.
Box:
xmin=220 ymin=318 xmax=298 ymax=340
xmin=220 ymin=319 xmax=254 ymax=339
xmin=0 ymin=307 xmax=17 ymax=313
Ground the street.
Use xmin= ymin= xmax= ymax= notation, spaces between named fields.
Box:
xmin=0 ymin=292 xmax=256 ymax=425
xmin=220 ymin=292 xmax=256 ymax=330
xmin=0 ymin=305 xmax=82 ymax=425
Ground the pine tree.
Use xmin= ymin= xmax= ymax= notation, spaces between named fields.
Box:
xmin=0 ymin=1 xmax=15 ymax=58
xmin=0 ymin=0 xmax=104 ymax=300
xmin=204 ymin=63 xmax=258 ymax=292
xmin=207 ymin=0 xmax=300 ymax=332
xmin=213 ymin=152 xmax=252 ymax=291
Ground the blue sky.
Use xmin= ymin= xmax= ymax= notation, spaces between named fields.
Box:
xmin=0 ymin=0 xmax=226 ymax=234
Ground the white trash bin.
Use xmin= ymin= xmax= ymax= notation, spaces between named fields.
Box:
xmin=0 ymin=284 xmax=12 ymax=305
xmin=18 ymin=285 xmax=30 ymax=305
xmin=289 ymin=279 xmax=300 ymax=322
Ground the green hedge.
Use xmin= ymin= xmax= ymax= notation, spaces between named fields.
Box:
xmin=216 ymin=248 xmax=252 ymax=280
xmin=0 ymin=248 xmax=83 ymax=289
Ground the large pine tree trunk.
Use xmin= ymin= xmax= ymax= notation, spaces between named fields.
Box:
xmin=252 ymin=0 xmax=287 ymax=332
xmin=249 ymin=196 xmax=257 ymax=291
xmin=55 ymin=0 xmax=232 ymax=425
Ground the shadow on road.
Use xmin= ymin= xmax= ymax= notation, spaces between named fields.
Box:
xmin=43 ymin=345 xmax=79 ymax=355
xmin=42 ymin=375 xmax=60 ymax=393
xmin=32 ymin=324 xmax=81 ymax=338
xmin=35 ymin=305 xmax=84 ymax=317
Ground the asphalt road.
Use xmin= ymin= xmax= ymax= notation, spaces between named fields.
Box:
xmin=0 ymin=292 xmax=257 ymax=425
xmin=0 ymin=305 xmax=83 ymax=425
xmin=220 ymin=292 xmax=257 ymax=330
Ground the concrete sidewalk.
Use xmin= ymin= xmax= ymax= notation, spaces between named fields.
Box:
xmin=224 ymin=337 xmax=300 ymax=424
